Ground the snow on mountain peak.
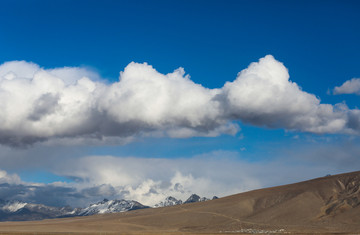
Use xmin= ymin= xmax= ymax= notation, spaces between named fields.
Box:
xmin=184 ymin=194 xmax=211 ymax=204
xmin=79 ymin=199 xmax=148 ymax=216
xmin=0 ymin=194 xmax=218 ymax=222
xmin=2 ymin=201 xmax=28 ymax=212
xmin=154 ymin=196 xmax=183 ymax=208
xmin=155 ymin=194 xmax=217 ymax=208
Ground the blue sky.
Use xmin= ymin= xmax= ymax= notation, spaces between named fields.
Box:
xmin=0 ymin=0 xmax=359 ymax=207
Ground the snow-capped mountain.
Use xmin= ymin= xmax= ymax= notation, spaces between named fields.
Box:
xmin=0 ymin=194 xmax=218 ymax=221
xmin=0 ymin=200 xmax=74 ymax=221
xmin=1 ymin=201 xmax=27 ymax=212
xmin=77 ymin=198 xmax=149 ymax=216
xmin=154 ymin=196 xmax=183 ymax=208
xmin=184 ymin=194 xmax=210 ymax=204
xmin=0 ymin=198 xmax=148 ymax=221
xmin=155 ymin=194 xmax=218 ymax=208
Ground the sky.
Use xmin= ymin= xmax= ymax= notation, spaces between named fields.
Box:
xmin=0 ymin=0 xmax=360 ymax=208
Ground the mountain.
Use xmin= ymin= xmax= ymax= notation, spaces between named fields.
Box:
xmin=1 ymin=171 xmax=360 ymax=234
xmin=0 ymin=193 xmax=216 ymax=221
xmin=77 ymin=198 xmax=149 ymax=216
xmin=154 ymin=196 xmax=182 ymax=208
xmin=0 ymin=200 xmax=74 ymax=221
xmin=0 ymin=194 xmax=214 ymax=221
xmin=183 ymin=194 xmax=209 ymax=204
xmin=0 ymin=198 xmax=149 ymax=221
xmin=154 ymin=194 xmax=215 ymax=208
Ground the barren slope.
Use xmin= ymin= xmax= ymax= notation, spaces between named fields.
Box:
xmin=0 ymin=171 xmax=360 ymax=234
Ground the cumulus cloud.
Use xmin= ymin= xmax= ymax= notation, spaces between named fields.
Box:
xmin=221 ymin=57 xmax=350 ymax=133
xmin=333 ymin=78 xmax=360 ymax=95
xmin=0 ymin=56 xmax=359 ymax=146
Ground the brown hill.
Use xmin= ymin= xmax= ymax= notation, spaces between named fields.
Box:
xmin=0 ymin=171 xmax=360 ymax=234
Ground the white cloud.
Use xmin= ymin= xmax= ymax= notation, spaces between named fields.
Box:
xmin=0 ymin=170 xmax=22 ymax=185
xmin=221 ymin=56 xmax=351 ymax=134
xmin=0 ymin=56 xmax=359 ymax=146
xmin=333 ymin=78 xmax=360 ymax=95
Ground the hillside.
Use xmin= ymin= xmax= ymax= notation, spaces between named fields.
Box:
xmin=0 ymin=171 xmax=359 ymax=234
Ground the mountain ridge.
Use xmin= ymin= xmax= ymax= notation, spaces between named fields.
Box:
xmin=0 ymin=194 xmax=214 ymax=221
